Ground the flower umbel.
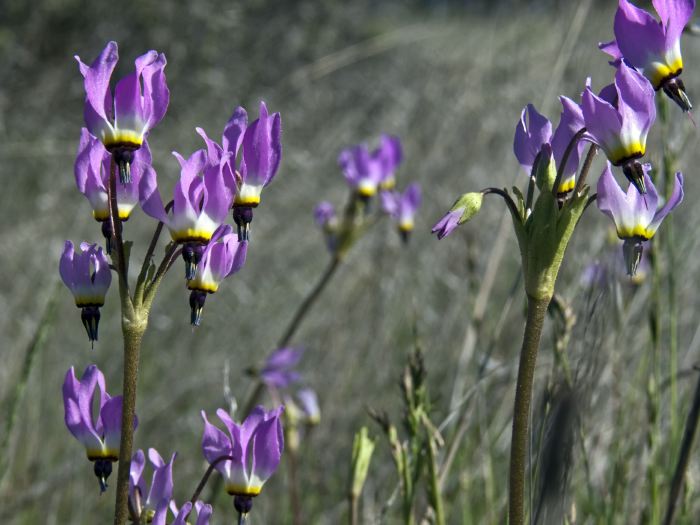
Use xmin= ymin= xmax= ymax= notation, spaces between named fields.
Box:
xmin=59 ymin=241 xmax=112 ymax=344
xmin=597 ymin=162 xmax=684 ymax=275
xmin=63 ymin=365 xmax=136 ymax=492
xmin=76 ymin=41 xmax=169 ymax=183
xmin=200 ymin=406 xmax=284 ymax=499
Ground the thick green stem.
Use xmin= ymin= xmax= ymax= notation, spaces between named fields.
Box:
xmin=509 ymin=295 xmax=550 ymax=525
xmin=113 ymin=319 xmax=146 ymax=525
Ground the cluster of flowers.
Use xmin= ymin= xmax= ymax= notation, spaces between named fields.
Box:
xmin=61 ymin=41 xmax=287 ymax=522
xmin=314 ymin=134 xmax=422 ymax=248
xmin=61 ymin=41 xmax=283 ymax=342
xmin=433 ymin=0 xmax=692 ymax=276
xmin=63 ymin=364 xmax=284 ymax=521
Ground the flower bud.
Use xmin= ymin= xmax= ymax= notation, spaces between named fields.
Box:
xmin=350 ymin=427 xmax=375 ymax=499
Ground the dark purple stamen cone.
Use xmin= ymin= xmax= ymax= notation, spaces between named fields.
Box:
xmin=233 ymin=206 xmax=254 ymax=242
xmin=189 ymin=290 xmax=207 ymax=326
xmin=234 ymin=496 xmax=253 ymax=524
xmin=93 ymin=459 xmax=112 ymax=493
xmin=112 ymin=148 xmax=135 ymax=184
xmin=623 ymin=238 xmax=644 ymax=277
xmin=622 ymin=160 xmax=647 ymax=195
xmin=182 ymin=243 xmax=205 ymax=281
xmin=662 ymin=77 xmax=692 ymax=113
xmin=81 ymin=306 xmax=101 ymax=346
xmin=100 ymin=220 xmax=122 ymax=255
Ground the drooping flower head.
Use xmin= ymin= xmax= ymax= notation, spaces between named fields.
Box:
xmin=187 ymin=225 xmax=248 ymax=326
xmin=373 ymin=134 xmax=403 ymax=190
xmin=583 ymin=63 xmax=657 ymax=193
xmin=218 ymin=102 xmax=282 ymax=241
xmin=513 ymin=98 xmax=586 ymax=195
xmin=597 ymin=162 xmax=683 ymax=274
xmin=339 ymin=144 xmax=383 ymax=198
xmin=260 ymin=347 xmax=304 ymax=389
xmin=381 ymin=183 xmax=422 ymax=243
xmin=431 ymin=192 xmax=484 ymax=240
xmin=59 ymin=241 xmax=112 ymax=344
xmin=201 ymin=406 xmax=284 ymax=499
xmin=140 ymin=137 xmax=233 ymax=280
xmin=129 ymin=449 xmax=176 ymax=523
xmin=75 ymin=41 xmax=169 ymax=183
xmin=601 ymin=0 xmax=695 ymax=111
xmin=74 ymin=128 xmax=153 ymax=253
xmin=63 ymin=365 xmax=136 ymax=491
xmin=151 ymin=500 xmax=213 ymax=525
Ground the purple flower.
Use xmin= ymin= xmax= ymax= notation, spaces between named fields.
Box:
xmin=59 ymin=241 xmax=112 ymax=344
xmin=152 ymin=500 xmax=213 ymax=525
xmin=431 ymin=192 xmax=484 ymax=240
xmin=597 ymin=162 xmax=683 ymax=274
xmin=583 ymin=63 xmax=656 ymax=193
xmin=75 ymin=41 xmax=169 ymax=183
xmin=63 ymin=364 xmax=136 ymax=491
xmin=381 ymin=183 xmax=422 ymax=243
xmin=200 ymin=406 xmax=284 ymax=497
xmin=296 ymin=388 xmax=321 ymax=424
xmin=261 ymin=347 xmax=304 ymax=389
xmin=140 ymin=137 xmax=233 ymax=279
xmin=513 ymin=99 xmax=585 ymax=194
xmin=218 ymin=102 xmax=282 ymax=241
xmin=129 ymin=448 xmax=176 ymax=522
xmin=601 ymin=0 xmax=694 ymax=110
xmin=187 ymin=225 xmax=248 ymax=326
xmin=373 ymin=134 xmax=403 ymax=190
xmin=314 ymin=201 xmax=337 ymax=229
xmin=339 ymin=144 xmax=383 ymax=198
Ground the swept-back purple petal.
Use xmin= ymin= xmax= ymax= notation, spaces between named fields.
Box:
xmin=76 ymin=41 xmax=118 ymax=122
xmin=223 ymin=106 xmax=248 ymax=155
xmin=650 ymin=171 xmax=684 ymax=230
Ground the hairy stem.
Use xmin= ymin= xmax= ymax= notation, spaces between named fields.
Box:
xmin=113 ymin=322 xmax=146 ymax=525
xmin=108 ymin=158 xmax=134 ymax=318
xmin=509 ymin=295 xmax=550 ymax=525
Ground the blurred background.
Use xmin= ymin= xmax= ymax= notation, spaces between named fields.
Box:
xmin=2 ymin=0 xmax=700 ymax=523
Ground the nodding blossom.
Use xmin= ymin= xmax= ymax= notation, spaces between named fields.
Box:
xmin=139 ymin=138 xmax=233 ymax=280
xmin=582 ymin=62 xmax=657 ymax=194
xmin=59 ymin=241 xmax=111 ymax=344
xmin=597 ymin=162 xmax=683 ymax=275
xmin=200 ymin=406 xmax=284 ymax=500
xmin=75 ymin=41 xmax=169 ymax=183
xmin=373 ymin=134 xmax=403 ymax=190
xmin=74 ymin=128 xmax=153 ymax=253
xmin=513 ymin=97 xmax=586 ymax=195
xmin=339 ymin=144 xmax=383 ymax=198
xmin=151 ymin=500 xmax=213 ymax=525
xmin=296 ymin=388 xmax=321 ymax=425
xmin=600 ymin=0 xmax=695 ymax=111
xmin=381 ymin=183 xmax=422 ymax=243
xmin=260 ymin=347 xmax=304 ymax=389
xmin=63 ymin=364 xmax=136 ymax=492
xmin=186 ymin=225 xmax=248 ymax=326
xmin=129 ymin=449 xmax=176 ymax=523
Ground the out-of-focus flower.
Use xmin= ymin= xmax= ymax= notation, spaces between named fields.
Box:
xmin=75 ymin=41 xmax=169 ymax=183
xmin=600 ymin=0 xmax=695 ymax=111
xmin=152 ymin=500 xmax=213 ymax=525
xmin=200 ymin=406 xmax=284 ymax=498
xmin=513 ymin=98 xmax=586 ymax=195
xmin=381 ymin=183 xmax=422 ymax=243
xmin=296 ymin=388 xmax=321 ymax=425
xmin=220 ymin=102 xmax=282 ymax=242
xmin=187 ymin=225 xmax=247 ymax=326
xmin=74 ymin=128 xmax=153 ymax=253
xmin=129 ymin=448 xmax=175 ymax=523
xmin=583 ymin=63 xmax=656 ymax=194
xmin=339 ymin=144 xmax=383 ymax=198
xmin=260 ymin=347 xmax=304 ymax=389
xmin=63 ymin=364 xmax=136 ymax=491
xmin=59 ymin=241 xmax=111 ymax=344
xmin=140 ymin=140 xmax=233 ymax=280
xmin=597 ymin=162 xmax=683 ymax=274
xmin=432 ymin=192 xmax=484 ymax=240
xmin=373 ymin=134 xmax=403 ymax=190
xmin=314 ymin=201 xmax=338 ymax=252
